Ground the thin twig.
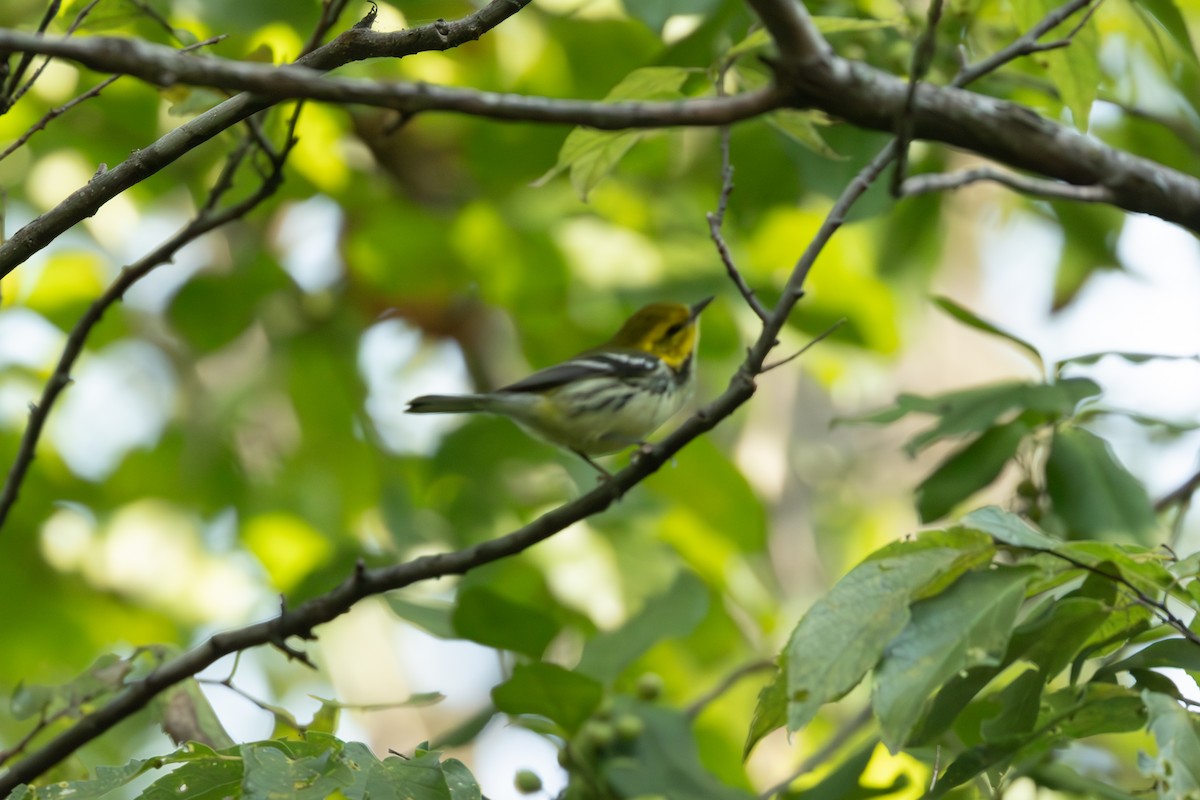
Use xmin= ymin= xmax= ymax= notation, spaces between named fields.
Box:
xmin=708 ymin=58 xmax=769 ymax=321
xmin=0 ymin=127 xmax=294 ymax=532
xmin=953 ymin=0 xmax=1095 ymax=87
xmin=0 ymin=34 xmax=225 ymax=166
xmin=2 ymin=0 xmax=61 ymax=107
xmin=0 ymin=0 xmax=537 ymax=284
xmin=891 ymin=0 xmax=945 ymax=196
xmin=899 ymin=166 xmax=1115 ymax=203
xmin=758 ymin=707 xmax=873 ymax=799
xmin=302 ymin=0 xmax=356 ymax=57
xmin=1155 ymin=465 xmax=1200 ymax=513
xmin=685 ymin=660 xmax=776 ymax=719
xmin=761 ymin=318 xmax=846 ymax=372
xmin=1036 ymin=548 xmax=1200 ymax=647
xmin=0 ymin=76 xmax=117 ymax=163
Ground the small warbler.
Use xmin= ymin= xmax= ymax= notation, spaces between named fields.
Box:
xmin=406 ymin=297 xmax=713 ymax=474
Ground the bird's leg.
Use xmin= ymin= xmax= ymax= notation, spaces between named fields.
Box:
xmin=574 ymin=450 xmax=612 ymax=480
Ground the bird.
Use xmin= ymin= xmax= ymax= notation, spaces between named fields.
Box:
xmin=406 ymin=297 xmax=713 ymax=475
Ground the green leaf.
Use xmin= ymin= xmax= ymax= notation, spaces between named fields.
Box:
xmin=932 ymin=295 xmax=1044 ymax=371
xmin=915 ymin=420 xmax=1030 ymax=522
xmin=143 ymin=760 xmax=243 ymax=800
xmin=743 ymin=659 xmax=784 ymax=757
xmin=1043 ymin=202 xmax=1125 ymax=311
xmin=767 ymin=110 xmax=843 ymax=159
xmin=331 ymin=743 xmax=460 ymax=800
xmin=604 ymin=702 xmax=755 ymax=800
xmin=577 ymin=571 xmax=710 ymax=682
xmin=1097 ymin=638 xmax=1200 ymax=679
xmin=1141 ymin=691 xmax=1200 ymax=793
xmin=1045 ymin=428 xmax=1157 ymax=543
xmin=962 ymin=506 xmax=1061 ymax=549
xmin=241 ymin=741 xmax=355 ymax=800
xmin=979 ymin=664 xmax=1043 ymax=740
xmin=441 ymin=759 xmax=482 ymax=800
xmin=451 ymin=586 xmax=560 ymax=658
xmin=624 ymin=0 xmax=723 ymax=30
xmin=1011 ymin=0 xmax=1100 ymax=129
xmin=1030 ymin=762 xmax=1143 ymax=800
xmin=1057 ymin=350 xmax=1200 ymax=369
xmin=785 ymin=529 xmax=994 ymax=731
xmin=535 ymin=67 xmax=689 ymax=199
xmin=872 ymin=567 xmax=1031 ymax=750
xmin=386 ymin=594 xmax=458 ymax=639
xmin=902 ymin=378 xmax=1098 ymax=454
xmin=24 ymin=757 xmax=158 ymax=800
xmin=1131 ymin=0 xmax=1200 ymax=65
xmin=491 ymin=663 xmax=603 ymax=735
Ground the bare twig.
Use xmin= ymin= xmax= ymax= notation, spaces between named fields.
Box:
xmin=953 ymin=0 xmax=1096 ymax=87
xmin=0 ymin=35 xmax=225 ymax=166
xmin=891 ymin=0 xmax=945 ymax=196
xmin=0 ymin=76 xmax=117 ymax=163
xmin=302 ymin=0 xmax=357 ymax=56
xmin=899 ymin=165 xmax=1115 ymax=203
xmin=761 ymin=319 xmax=846 ymax=372
xmin=2 ymin=0 xmax=62 ymax=109
xmin=1036 ymin=548 xmax=1200 ymax=647
xmin=0 ymin=125 xmax=294 ymax=533
xmin=685 ymin=660 xmax=776 ymax=719
xmin=758 ymin=707 xmax=873 ymax=799
xmin=708 ymin=59 xmax=769 ymax=322
xmin=0 ymin=0 xmax=536 ymax=283
xmin=1155 ymin=465 xmax=1200 ymax=513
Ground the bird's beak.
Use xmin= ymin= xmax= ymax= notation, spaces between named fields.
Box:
xmin=689 ymin=296 xmax=714 ymax=320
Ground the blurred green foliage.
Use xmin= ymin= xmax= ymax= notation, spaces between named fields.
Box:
xmin=2 ymin=0 xmax=1200 ymax=798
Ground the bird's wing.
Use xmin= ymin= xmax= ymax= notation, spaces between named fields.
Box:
xmin=498 ymin=350 xmax=660 ymax=394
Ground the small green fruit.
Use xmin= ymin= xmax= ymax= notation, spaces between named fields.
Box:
xmin=615 ymin=714 xmax=644 ymax=741
xmin=514 ymin=769 xmax=543 ymax=794
xmin=635 ymin=673 xmax=663 ymax=701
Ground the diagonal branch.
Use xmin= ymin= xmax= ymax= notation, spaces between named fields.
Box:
xmin=0 ymin=0 xmax=532 ymax=282
xmin=0 ymin=75 xmax=904 ymax=800
xmin=0 ymin=126 xmax=294 ymax=533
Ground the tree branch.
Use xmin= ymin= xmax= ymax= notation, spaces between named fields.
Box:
xmin=742 ymin=0 xmax=832 ymax=63
xmin=0 ymin=68 xmax=903 ymax=796
xmin=0 ymin=30 xmax=786 ymax=131
xmin=0 ymin=0 xmax=532 ymax=282
xmin=4 ymin=9 xmax=1197 ymax=237
xmin=0 ymin=126 xmax=294 ymax=533
xmin=899 ymin=165 xmax=1116 ymax=202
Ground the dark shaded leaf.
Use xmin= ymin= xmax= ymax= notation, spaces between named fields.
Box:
xmin=578 ymin=571 xmax=710 ymax=682
xmin=491 ymin=663 xmax=603 ymax=735
xmin=915 ymin=420 xmax=1029 ymax=523
xmin=1045 ymin=428 xmax=1157 ymax=543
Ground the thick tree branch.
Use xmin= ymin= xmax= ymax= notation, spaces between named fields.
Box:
xmin=766 ymin=55 xmax=1200 ymax=231
xmin=3 ymin=15 xmax=1198 ymax=236
xmin=0 ymin=0 xmax=531 ymax=282
xmin=0 ymin=30 xmax=785 ymax=131
xmin=742 ymin=0 xmax=831 ymax=63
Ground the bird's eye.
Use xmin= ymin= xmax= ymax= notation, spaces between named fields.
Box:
xmin=665 ymin=322 xmax=684 ymax=336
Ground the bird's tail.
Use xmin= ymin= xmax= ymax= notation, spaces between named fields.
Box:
xmin=406 ymin=393 xmax=493 ymax=414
